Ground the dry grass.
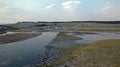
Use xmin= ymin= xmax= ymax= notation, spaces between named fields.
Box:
xmin=67 ymin=28 xmax=120 ymax=32
xmin=0 ymin=33 xmax=39 ymax=43
xmin=45 ymin=39 xmax=120 ymax=67
xmin=69 ymin=39 xmax=120 ymax=67
xmin=55 ymin=32 xmax=82 ymax=40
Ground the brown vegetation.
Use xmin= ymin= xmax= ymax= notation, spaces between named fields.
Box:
xmin=45 ymin=39 xmax=120 ymax=67
xmin=55 ymin=32 xmax=82 ymax=40
xmin=0 ymin=33 xmax=40 ymax=43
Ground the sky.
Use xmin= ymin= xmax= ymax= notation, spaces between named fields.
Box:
xmin=0 ymin=0 xmax=120 ymax=24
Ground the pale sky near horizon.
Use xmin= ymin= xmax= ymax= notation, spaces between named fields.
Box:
xmin=0 ymin=0 xmax=120 ymax=24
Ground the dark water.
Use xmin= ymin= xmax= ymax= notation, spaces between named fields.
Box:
xmin=0 ymin=31 xmax=120 ymax=67
xmin=0 ymin=32 xmax=58 ymax=67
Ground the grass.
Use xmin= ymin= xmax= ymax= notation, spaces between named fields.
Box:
xmin=55 ymin=32 xmax=82 ymax=40
xmin=71 ymin=39 xmax=120 ymax=67
xmin=46 ymin=39 xmax=120 ymax=67
xmin=0 ymin=33 xmax=40 ymax=43
xmin=67 ymin=28 xmax=120 ymax=32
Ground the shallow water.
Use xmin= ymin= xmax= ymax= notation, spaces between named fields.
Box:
xmin=0 ymin=32 xmax=58 ymax=67
xmin=49 ymin=32 xmax=120 ymax=47
xmin=76 ymin=32 xmax=120 ymax=45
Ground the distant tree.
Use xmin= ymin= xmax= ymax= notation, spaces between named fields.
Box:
xmin=34 ymin=24 xmax=47 ymax=27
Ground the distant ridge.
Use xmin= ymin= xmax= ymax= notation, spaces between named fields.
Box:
xmin=17 ymin=21 xmax=120 ymax=24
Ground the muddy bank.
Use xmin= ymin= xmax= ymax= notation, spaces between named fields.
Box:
xmin=47 ymin=32 xmax=82 ymax=47
xmin=55 ymin=32 xmax=82 ymax=40
xmin=30 ymin=32 xmax=83 ymax=67
xmin=0 ymin=32 xmax=41 ymax=44
xmin=31 ymin=45 xmax=59 ymax=67
xmin=30 ymin=45 xmax=78 ymax=67
xmin=33 ymin=39 xmax=120 ymax=67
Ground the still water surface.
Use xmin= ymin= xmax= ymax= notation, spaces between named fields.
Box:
xmin=0 ymin=32 xmax=58 ymax=67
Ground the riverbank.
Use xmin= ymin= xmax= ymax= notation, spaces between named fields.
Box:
xmin=0 ymin=32 xmax=41 ymax=44
xmin=44 ymin=39 xmax=120 ymax=67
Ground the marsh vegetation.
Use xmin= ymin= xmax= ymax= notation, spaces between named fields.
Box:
xmin=45 ymin=39 xmax=120 ymax=67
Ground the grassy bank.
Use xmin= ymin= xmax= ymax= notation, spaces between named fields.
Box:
xmin=0 ymin=33 xmax=40 ymax=44
xmin=47 ymin=39 xmax=120 ymax=67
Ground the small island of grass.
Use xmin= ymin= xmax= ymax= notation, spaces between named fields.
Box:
xmin=55 ymin=32 xmax=82 ymax=40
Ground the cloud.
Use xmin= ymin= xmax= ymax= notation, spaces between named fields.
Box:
xmin=102 ymin=1 xmax=113 ymax=11
xmin=102 ymin=5 xmax=113 ymax=11
xmin=46 ymin=4 xmax=55 ymax=9
xmin=0 ymin=6 xmax=11 ymax=14
xmin=62 ymin=0 xmax=81 ymax=11
xmin=0 ymin=6 xmax=30 ymax=24
xmin=95 ymin=5 xmax=120 ymax=20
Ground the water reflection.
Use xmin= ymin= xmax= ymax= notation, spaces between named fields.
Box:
xmin=0 ymin=32 xmax=58 ymax=67
xmin=49 ymin=32 xmax=120 ymax=47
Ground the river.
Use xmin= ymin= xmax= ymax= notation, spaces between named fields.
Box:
xmin=0 ymin=32 xmax=58 ymax=67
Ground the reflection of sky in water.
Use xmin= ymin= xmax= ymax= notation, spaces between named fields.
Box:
xmin=76 ymin=32 xmax=120 ymax=44
xmin=0 ymin=32 xmax=58 ymax=67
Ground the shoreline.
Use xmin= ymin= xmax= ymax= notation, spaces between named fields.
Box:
xmin=0 ymin=32 xmax=41 ymax=44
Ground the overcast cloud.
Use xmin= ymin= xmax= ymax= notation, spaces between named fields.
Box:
xmin=0 ymin=0 xmax=120 ymax=24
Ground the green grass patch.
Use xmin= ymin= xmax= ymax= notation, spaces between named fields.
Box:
xmin=47 ymin=39 xmax=120 ymax=67
xmin=71 ymin=39 xmax=120 ymax=67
